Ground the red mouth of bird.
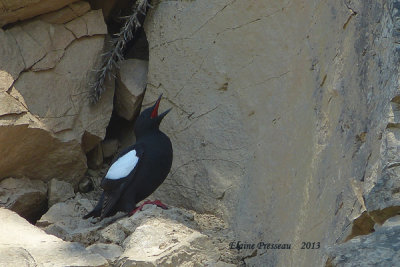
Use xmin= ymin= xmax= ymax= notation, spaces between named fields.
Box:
xmin=150 ymin=98 xmax=161 ymax=119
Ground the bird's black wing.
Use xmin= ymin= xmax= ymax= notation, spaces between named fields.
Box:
xmin=83 ymin=144 xmax=144 ymax=219
xmin=100 ymin=144 xmax=144 ymax=219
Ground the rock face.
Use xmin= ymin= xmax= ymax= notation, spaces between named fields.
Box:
xmin=327 ymin=216 xmax=400 ymax=266
xmin=1 ymin=0 xmax=399 ymax=265
xmin=0 ymin=0 xmax=81 ymax=27
xmin=143 ymin=0 xmax=400 ymax=266
xmin=0 ymin=7 xmax=113 ymax=184
xmin=0 ymin=208 xmax=108 ymax=267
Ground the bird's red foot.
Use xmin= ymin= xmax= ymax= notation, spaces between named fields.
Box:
xmin=151 ymin=200 xmax=168 ymax=210
xmin=128 ymin=200 xmax=168 ymax=216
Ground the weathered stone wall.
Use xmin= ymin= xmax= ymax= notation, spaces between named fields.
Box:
xmin=144 ymin=0 xmax=400 ymax=265
xmin=0 ymin=0 xmax=81 ymax=26
xmin=0 ymin=3 xmax=114 ymax=185
xmin=1 ymin=0 xmax=399 ymax=266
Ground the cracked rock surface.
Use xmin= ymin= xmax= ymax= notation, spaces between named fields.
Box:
xmin=327 ymin=216 xmax=400 ymax=266
xmin=0 ymin=4 xmax=113 ymax=185
xmin=0 ymin=207 xmax=108 ymax=267
xmin=0 ymin=0 xmax=82 ymax=27
xmin=35 ymin=192 xmax=238 ymax=266
xmin=2 ymin=0 xmax=400 ymax=266
xmin=143 ymin=0 xmax=400 ymax=266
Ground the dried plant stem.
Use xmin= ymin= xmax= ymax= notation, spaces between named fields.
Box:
xmin=90 ymin=0 xmax=152 ymax=103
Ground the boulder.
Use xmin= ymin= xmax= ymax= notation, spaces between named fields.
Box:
xmin=0 ymin=0 xmax=81 ymax=27
xmin=115 ymin=59 xmax=148 ymax=121
xmin=37 ymin=194 xmax=181 ymax=246
xmin=36 ymin=194 xmax=106 ymax=245
xmin=0 ymin=9 xmax=113 ymax=185
xmin=0 ymin=208 xmax=107 ymax=266
xmin=0 ymin=125 xmax=87 ymax=184
xmin=0 ymin=177 xmax=47 ymax=221
xmin=100 ymin=222 xmax=127 ymax=245
xmin=87 ymin=243 xmax=123 ymax=263
xmin=118 ymin=217 xmax=220 ymax=266
xmin=36 ymin=194 xmax=236 ymax=265
xmin=0 ymin=246 xmax=37 ymax=267
xmin=48 ymin=179 xmax=75 ymax=207
xmin=327 ymin=216 xmax=400 ymax=266
xmin=363 ymin=98 xmax=400 ymax=223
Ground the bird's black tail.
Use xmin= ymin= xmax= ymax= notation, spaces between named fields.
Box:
xmin=100 ymin=190 xmax=120 ymax=220
xmin=83 ymin=208 xmax=100 ymax=219
xmin=83 ymin=193 xmax=104 ymax=219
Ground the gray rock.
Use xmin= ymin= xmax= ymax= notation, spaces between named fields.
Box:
xmin=327 ymin=220 xmax=400 ymax=266
xmin=0 ymin=246 xmax=36 ymax=267
xmin=364 ymin=115 xmax=400 ymax=222
xmin=0 ymin=208 xmax=107 ymax=267
xmin=118 ymin=217 xmax=220 ymax=266
xmin=0 ymin=177 xmax=47 ymax=221
xmin=48 ymin=178 xmax=75 ymax=207
xmin=36 ymin=193 xmax=235 ymax=265
xmin=100 ymin=222 xmax=127 ymax=245
xmin=37 ymin=194 xmax=106 ymax=245
xmin=87 ymin=243 xmax=123 ymax=263
xmin=115 ymin=59 xmax=148 ymax=121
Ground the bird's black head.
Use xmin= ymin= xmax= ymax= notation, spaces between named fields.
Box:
xmin=134 ymin=94 xmax=171 ymax=138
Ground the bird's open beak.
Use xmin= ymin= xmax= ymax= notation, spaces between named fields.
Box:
xmin=150 ymin=94 xmax=162 ymax=119
xmin=158 ymin=108 xmax=172 ymax=121
xmin=150 ymin=94 xmax=171 ymax=120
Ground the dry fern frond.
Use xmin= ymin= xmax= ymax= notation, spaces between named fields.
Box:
xmin=90 ymin=0 xmax=152 ymax=104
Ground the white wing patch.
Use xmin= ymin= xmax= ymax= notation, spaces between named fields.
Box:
xmin=105 ymin=150 xmax=139 ymax=180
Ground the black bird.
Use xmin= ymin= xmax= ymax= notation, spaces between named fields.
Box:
xmin=84 ymin=95 xmax=173 ymax=220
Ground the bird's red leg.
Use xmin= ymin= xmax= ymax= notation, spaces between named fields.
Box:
xmin=151 ymin=200 xmax=168 ymax=209
xmin=128 ymin=200 xmax=168 ymax=216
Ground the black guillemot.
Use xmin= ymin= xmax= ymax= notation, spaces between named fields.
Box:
xmin=84 ymin=94 xmax=173 ymax=220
